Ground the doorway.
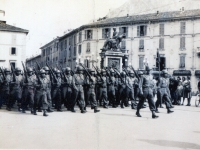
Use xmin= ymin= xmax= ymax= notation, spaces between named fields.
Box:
xmin=156 ymin=57 xmax=166 ymax=71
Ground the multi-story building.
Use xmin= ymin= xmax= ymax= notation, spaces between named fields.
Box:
xmin=26 ymin=54 xmax=41 ymax=68
xmin=0 ymin=10 xmax=28 ymax=69
xmin=39 ymin=9 xmax=200 ymax=91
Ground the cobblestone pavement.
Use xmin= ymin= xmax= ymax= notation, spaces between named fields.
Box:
xmin=0 ymin=97 xmax=200 ymax=150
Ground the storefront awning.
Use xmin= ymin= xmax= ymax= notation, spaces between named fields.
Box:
xmin=173 ymin=70 xmax=191 ymax=76
xmin=195 ymin=70 xmax=200 ymax=76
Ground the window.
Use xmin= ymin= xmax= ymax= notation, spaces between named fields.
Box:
xmin=61 ymin=42 xmax=63 ymax=51
xmin=11 ymin=47 xmax=16 ymax=55
xmin=159 ymin=38 xmax=164 ymax=49
xmin=139 ymin=56 xmax=144 ymax=69
xmin=86 ymin=42 xmax=90 ymax=52
xmin=139 ymin=39 xmax=144 ymax=51
xmin=74 ymin=34 xmax=77 ymax=45
xmin=74 ymin=46 xmax=76 ymax=56
xmin=56 ymin=57 xmax=58 ymax=61
xmin=69 ymin=46 xmax=71 ymax=57
xmin=43 ymin=50 xmax=45 ymax=56
xmin=64 ymin=57 xmax=66 ymax=63
xmin=84 ymin=59 xmax=90 ymax=68
xmin=65 ymin=40 xmax=67 ymax=49
xmin=102 ymin=28 xmax=111 ymax=39
xmin=159 ymin=24 xmax=164 ymax=36
xmin=137 ymin=25 xmax=147 ymax=37
xmin=121 ymin=40 xmax=126 ymax=49
xmin=79 ymin=32 xmax=82 ymax=43
xmin=179 ymin=55 xmax=185 ymax=68
xmin=85 ymin=30 xmax=93 ymax=40
xmin=119 ymin=27 xmax=128 ymax=38
xmin=69 ymin=37 xmax=72 ymax=46
xmin=180 ymin=22 xmax=186 ymax=34
xmin=78 ymin=45 xmax=82 ymax=54
xmin=180 ymin=37 xmax=185 ymax=49
xmin=10 ymin=62 xmax=15 ymax=69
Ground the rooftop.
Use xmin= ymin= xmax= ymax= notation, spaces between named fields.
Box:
xmin=0 ymin=22 xmax=28 ymax=34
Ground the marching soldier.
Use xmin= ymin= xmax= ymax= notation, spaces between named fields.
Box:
xmin=43 ymin=66 xmax=53 ymax=112
xmin=51 ymin=69 xmax=62 ymax=111
xmin=34 ymin=69 xmax=49 ymax=116
xmin=98 ymin=69 xmax=109 ymax=108
xmin=114 ymin=72 xmax=120 ymax=106
xmin=107 ymin=69 xmax=117 ymax=108
xmin=127 ymin=70 xmax=137 ymax=109
xmin=118 ymin=71 xmax=127 ymax=108
xmin=155 ymin=70 xmax=174 ymax=114
xmin=136 ymin=66 xmax=158 ymax=119
xmin=21 ymin=67 xmax=36 ymax=113
xmin=10 ymin=67 xmax=23 ymax=111
xmin=61 ymin=67 xmax=76 ymax=112
xmin=85 ymin=69 xmax=100 ymax=113
xmin=73 ymin=66 xmax=86 ymax=113
xmin=1 ymin=68 xmax=12 ymax=111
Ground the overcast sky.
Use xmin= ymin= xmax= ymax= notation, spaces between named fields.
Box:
xmin=0 ymin=0 xmax=128 ymax=58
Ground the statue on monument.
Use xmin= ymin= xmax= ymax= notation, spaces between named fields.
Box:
xmin=101 ymin=28 xmax=126 ymax=52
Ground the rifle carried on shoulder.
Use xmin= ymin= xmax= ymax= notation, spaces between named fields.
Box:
xmin=10 ymin=63 xmax=16 ymax=82
xmin=33 ymin=67 xmax=43 ymax=85
xmin=58 ymin=64 xmax=68 ymax=83
xmin=79 ymin=63 xmax=93 ymax=82
xmin=0 ymin=67 xmax=6 ymax=81
xmin=92 ymin=64 xmax=103 ymax=81
xmin=36 ymin=62 xmax=41 ymax=70
xmin=129 ymin=65 xmax=140 ymax=81
xmin=46 ymin=62 xmax=58 ymax=83
xmin=21 ymin=61 xmax=28 ymax=83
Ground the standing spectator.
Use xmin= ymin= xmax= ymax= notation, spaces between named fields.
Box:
xmin=175 ymin=80 xmax=183 ymax=105
xmin=182 ymin=76 xmax=192 ymax=106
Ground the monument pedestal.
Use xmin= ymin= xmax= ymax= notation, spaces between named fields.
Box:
xmin=99 ymin=50 xmax=129 ymax=72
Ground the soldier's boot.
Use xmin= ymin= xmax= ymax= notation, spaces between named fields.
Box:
xmin=136 ymin=109 xmax=142 ymax=117
xmin=182 ymin=99 xmax=185 ymax=105
xmin=22 ymin=108 xmax=26 ymax=113
xmin=120 ymin=103 xmax=124 ymax=108
xmin=155 ymin=108 xmax=160 ymax=113
xmin=38 ymin=108 xmax=42 ymax=112
xmin=43 ymin=110 xmax=48 ymax=117
xmin=18 ymin=107 xmax=22 ymax=112
xmin=47 ymin=107 xmax=54 ymax=113
xmin=152 ymin=111 xmax=159 ymax=119
xmin=33 ymin=110 xmax=37 ymax=115
xmin=167 ymin=108 xmax=174 ymax=114
xmin=131 ymin=103 xmax=136 ymax=109
xmin=84 ymin=107 xmax=87 ymax=112
xmin=94 ymin=107 xmax=100 ymax=113
xmin=71 ymin=108 xmax=76 ymax=113
xmin=57 ymin=108 xmax=63 ymax=112
xmin=30 ymin=108 xmax=34 ymax=114
xmin=186 ymin=99 xmax=191 ymax=106
xmin=81 ymin=108 xmax=86 ymax=113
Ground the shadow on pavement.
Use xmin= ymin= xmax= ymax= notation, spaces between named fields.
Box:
xmin=138 ymin=139 xmax=200 ymax=149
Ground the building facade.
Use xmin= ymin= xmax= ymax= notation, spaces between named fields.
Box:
xmin=39 ymin=9 xmax=200 ymax=91
xmin=0 ymin=10 xmax=28 ymax=69
xmin=26 ymin=54 xmax=41 ymax=68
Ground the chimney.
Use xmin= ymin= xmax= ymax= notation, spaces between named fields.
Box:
xmin=127 ymin=14 xmax=129 ymax=18
xmin=157 ymin=11 xmax=159 ymax=15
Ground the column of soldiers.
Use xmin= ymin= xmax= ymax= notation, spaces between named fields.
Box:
xmin=0 ymin=63 xmax=177 ymax=119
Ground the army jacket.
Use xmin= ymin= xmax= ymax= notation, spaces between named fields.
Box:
xmin=10 ymin=75 xmax=23 ymax=90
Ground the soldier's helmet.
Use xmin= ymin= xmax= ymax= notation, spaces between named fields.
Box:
xmin=110 ymin=69 xmax=115 ymax=73
xmin=15 ymin=67 xmax=21 ymax=72
xmin=138 ymin=71 xmax=143 ymax=75
xmin=27 ymin=67 xmax=33 ymax=72
xmin=4 ymin=68 xmax=10 ymax=72
xmin=40 ymin=69 xmax=46 ymax=74
xmin=162 ymin=70 xmax=168 ymax=74
xmin=101 ymin=69 xmax=106 ymax=73
xmin=43 ymin=66 xmax=49 ymax=71
xmin=120 ymin=71 xmax=126 ymax=76
xmin=55 ymin=70 xmax=61 ymax=74
xmin=145 ymin=66 xmax=151 ymax=71
xmin=77 ymin=66 xmax=83 ymax=71
xmin=53 ymin=68 xmax=57 ymax=72
xmin=88 ymin=68 xmax=95 ymax=72
xmin=129 ymin=70 xmax=134 ymax=74
xmin=65 ymin=67 xmax=71 ymax=72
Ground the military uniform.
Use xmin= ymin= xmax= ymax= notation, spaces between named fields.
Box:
xmin=34 ymin=69 xmax=50 ymax=116
xmin=118 ymin=73 xmax=127 ymax=108
xmin=98 ymin=74 xmax=108 ymax=108
xmin=10 ymin=72 xmax=23 ymax=110
xmin=107 ymin=71 xmax=116 ymax=108
xmin=21 ymin=69 xmax=36 ymax=113
xmin=126 ymin=76 xmax=136 ymax=109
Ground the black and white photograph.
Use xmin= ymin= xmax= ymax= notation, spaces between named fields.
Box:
xmin=0 ymin=0 xmax=200 ymax=149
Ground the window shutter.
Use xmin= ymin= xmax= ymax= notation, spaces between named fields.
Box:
xmin=126 ymin=27 xmax=128 ymax=37
xmin=137 ymin=26 xmax=140 ymax=36
xmin=160 ymin=24 xmax=164 ymax=35
xmin=91 ymin=30 xmax=93 ymax=39
xmin=139 ymin=39 xmax=144 ymax=49
xmin=139 ymin=57 xmax=144 ymax=69
xmin=102 ymin=28 xmax=105 ymax=38
xmin=181 ymin=22 xmax=186 ymax=34
xmin=121 ymin=40 xmax=126 ymax=49
xmin=108 ymin=28 xmax=111 ymax=38
xmin=119 ymin=27 xmax=122 ymax=35
xmin=144 ymin=26 xmax=147 ymax=36
xmin=85 ymin=30 xmax=87 ymax=39
xmin=162 ymin=38 xmax=164 ymax=49
xmin=183 ymin=37 xmax=185 ymax=48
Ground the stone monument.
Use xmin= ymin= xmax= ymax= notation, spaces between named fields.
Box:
xmin=99 ymin=28 xmax=129 ymax=71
